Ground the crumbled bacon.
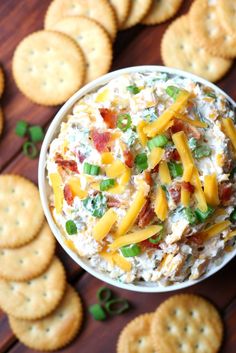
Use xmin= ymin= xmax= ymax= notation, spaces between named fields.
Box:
xmin=77 ymin=151 xmax=86 ymax=163
xmin=91 ymin=130 xmax=111 ymax=153
xmin=123 ymin=150 xmax=134 ymax=168
xmin=144 ymin=171 xmax=153 ymax=187
xmin=170 ymin=119 xmax=201 ymax=139
xmin=99 ymin=108 xmax=117 ymax=129
xmin=137 ymin=199 xmax=155 ymax=228
xmin=55 ymin=153 xmax=79 ymax=173
xmin=181 ymin=181 xmax=195 ymax=194
xmin=165 ymin=148 xmax=180 ymax=161
xmin=63 ymin=184 xmax=74 ymax=206
xmin=219 ymin=182 xmax=233 ymax=205
xmin=169 ymin=182 xmax=181 ymax=204
xmin=151 ymin=164 xmax=159 ymax=173
xmin=141 ymin=238 xmax=161 ymax=249
xmin=188 ymin=234 xmax=204 ymax=246
xmin=107 ymin=196 xmax=121 ymax=208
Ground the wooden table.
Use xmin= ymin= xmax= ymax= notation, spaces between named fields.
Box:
xmin=0 ymin=1 xmax=236 ymax=352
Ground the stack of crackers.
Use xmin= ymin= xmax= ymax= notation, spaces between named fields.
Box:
xmin=117 ymin=294 xmax=223 ymax=353
xmin=161 ymin=0 xmax=236 ymax=82
xmin=0 ymin=174 xmax=83 ymax=351
xmin=0 ymin=65 xmax=4 ymax=136
xmin=12 ymin=0 xmax=184 ymax=106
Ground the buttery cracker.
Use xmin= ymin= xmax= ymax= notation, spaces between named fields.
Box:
xmin=12 ymin=30 xmax=85 ymax=106
xmin=151 ymin=294 xmax=223 ymax=353
xmin=0 ymin=257 xmax=66 ymax=320
xmin=109 ymin=0 xmax=131 ymax=28
xmin=161 ymin=16 xmax=233 ymax=82
xmin=142 ymin=0 xmax=183 ymax=25
xmin=217 ymin=0 xmax=236 ymax=37
xmin=0 ymin=175 xmax=44 ymax=248
xmin=117 ymin=313 xmax=155 ymax=353
xmin=121 ymin=0 xmax=152 ymax=29
xmin=52 ymin=16 xmax=112 ymax=83
xmin=0 ymin=222 xmax=56 ymax=281
xmin=9 ymin=285 xmax=83 ymax=351
xmin=189 ymin=0 xmax=236 ymax=59
xmin=45 ymin=0 xmax=117 ymax=40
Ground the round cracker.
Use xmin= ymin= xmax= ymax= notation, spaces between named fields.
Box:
xmin=0 ymin=107 xmax=4 ymax=136
xmin=44 ymin=0 xmax=117 ymax=40
xmin=217 ymin=0 xmax=236 ymax=37
xmin=9 ymin=285 xmax=82 ymax=351
xmin=109 ymin=0 xmax=131 ymax=28
xmin=0 ymin=257 xmax=66 ymax=320
xmin=189 ymin=0 xmax=236 ymax=59
xmin=0 ymin=222 xmax=56 ymax=281
xmin=12 ymin=30 xmax=85 ymax=106
xmin=151 ymin=294 xmax=223 ymax=353
xmin=0 ymin=66 xmax=4 ymax=98
xmin=161 ymin=15 xmax=233 ymax=82
xmin=121 ymin=0 xmax=152 ymax=29
xmin=117 ymin=313 xmax=155 ymax=353
xmin=52 ymin=16 xmax=112 ymax=84
xmin=0 ymin=175 xmax=44 ymax=248
xmin=142 ymin=0 xmax=183 ymax=25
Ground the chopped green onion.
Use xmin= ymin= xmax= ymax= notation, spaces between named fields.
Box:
xmin=135 ymin=153 xmax=148 ymax=172
xmin=183 ymin=207 xmax=198 ymax=225
xmin=168 ymin=162 xmax=183 ymax=178
xmin=83 ymin=162 xmax=100 ymax=175
xmin=89 ymin=304 xmax=106 ymax=321
xmin=120 ymin=244 xmax=141 ymax=257
xmin=195 ymin=205 xmax=214 ymax=222
xmin=65 ymin=220 xmax=77 ymax=235
xmin=22 ymin=141 xmax=38 ymax=159
xmin=83 ymin=193 xmax=107 ymax=218
xmin=166 ymin=86 xmax=180 ymax=100
xmin=127 ymin=85 xmax=141 ymax=95
xmin=147 ymin=135 xmax=169 ymax=150
xmin=188 ymin=137 xmax=198 ymax=151
xmin=205 ymin=92 xmax=217 ymax=99
xmin=28 ymin=125 xmax=45 ymax=142
xmin=96 ymin=287 xmax=113 ymax=303
xmin=15 ymin=120 xmax=28 ymax=137
xmin=230 ymin=208 xmax=236 ymax=223
xmin=105 ymin=299 xmax=130 ymax=315
xmin=117 ymin=114 xmax=132 ymax=132
xmin=100 ymin=179 xmax=115 ymax=191
xmin=149 ymin=230 xmax=163 ymax=244
xmin=193 ymin=145 xmax=212 ymax=159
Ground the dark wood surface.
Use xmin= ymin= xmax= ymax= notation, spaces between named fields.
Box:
xmin=0 ymin=1 xmax=235 ymax=352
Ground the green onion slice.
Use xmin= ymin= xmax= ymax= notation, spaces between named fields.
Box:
xmin=117 ymin=114 xmax=132 ymax=132
xmin=15 ymin=120 xmax=28 ymax=137
xmin=149 ymin=226 xmax=164 ymax=244
xmin=127 ymin=85 xmax=141 ymax=95
xmin=89 ymin=304 xmax=106 ymax=321
xmin=193 ymin=145 xmax=212 ymax=159
xmin=100 ymin=179 xmax=115 ymax=191
xmin=168 ymin=161 xmax=183 ymax=178
xmin=83 ymin=162 xmax=100 ymax=175
xmin=22 ymin=141 xmax=38 ymax=159
xmin=183 ymin=207 xmax=198 ymax=225
xmin=105 ymin=299 xmax=130 ymax=315
xmin=96 ymin=287 xmax=112 ymax=303
xmin=195 ymin=205 xmax=214 ymax=222
xmin=134 ymin=153 xmax=148 ymax=172
xmin=147 ymin=135 xmax=169 ymax=150
xmin=28 ymin=125 xmax=45 ymax=142
xmin=165 ymin=86 xmax=181 ymax=100
xmin=65 ymin=220 xmax=77 ymax=235
xmin=120 ymin=244 xmax=141 ymax=257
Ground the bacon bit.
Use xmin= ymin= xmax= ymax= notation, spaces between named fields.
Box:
xmin=144 ymin=171 xmax=153 ymax=186
xmin=55 ymin=153 xmax=79 ymax=173
xmin=77 ymin=151 xmax=86 ymax=163
xmin=165 ymin=148 xmax=180 ymax=161
xmin=141 ymin=238 xmax=161 ymax=249
xmin=219 ymin=182 xmax=233 ymax=205
xmin=151 ymin=164 xmax=159 ymax=173
xmin=169 ymin=182 xmax=181 ymax=204
xmin=91 ymin=130 xmax=111 ymax=153
xmin=63 ymin=184 xmax=74 ymax=206
xmin=170 ymin=119 xmax=184 ymax=133
xmin=181 ymin=181 xmax=195 ymax=194
xmin=188 ymin=234 xmax=204 ymax=246
xmin=123 ymin=150 xmax=134 ymax=168
xmin=137 ymin=199 xmax=155 ymax=228
xmin=170 ymin=119 xmax=201 ymax=139
xmin=99 ymin=108 xmax=117 ymax=129
xmin=107 ymin=196 xmax=121 ymax=208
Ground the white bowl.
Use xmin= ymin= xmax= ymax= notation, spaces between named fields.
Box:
xmin=38 ymin=65 xmax=236 ymax=293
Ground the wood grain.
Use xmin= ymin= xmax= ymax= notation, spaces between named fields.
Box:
xmin=0 ymin=0 xmax=236 ymax=353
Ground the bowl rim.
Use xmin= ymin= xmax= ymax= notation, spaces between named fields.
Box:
xmin=38 ymin=65 xmax=236 ymax=293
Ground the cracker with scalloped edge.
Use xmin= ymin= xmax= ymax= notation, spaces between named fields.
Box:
xmin=161 ymin=15 xmax=233 ymax=82
xmin=142 ymin=0 xmax=183 ymax=25
xmin=189 ymin=0 xmax=236 ymax=59
xmin=9 ymin=285 xmax=83 ymax=351
xmin=217 ymin=0 xmax=236 ymax=37
xmin=121 ymin=0 xmax=152 ymax=29
xmin=109 ymin=0 xmax=131 ymax=28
